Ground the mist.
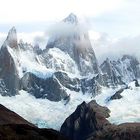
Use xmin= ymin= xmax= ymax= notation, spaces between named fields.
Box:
xmin=92 ymin=33 xmax=140 ymax=64
xmin=33 ymin=20 xmax=89 ymax=49
xmin=1 ymin=23 xmax=140 ymax=65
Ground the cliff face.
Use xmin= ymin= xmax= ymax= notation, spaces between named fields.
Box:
xmin=60 ymin=100 xmax=140 ymax=140
xmin=0 ymin=104 xmax=69 ymax=140
xmin=60 ymin=100 xmax=111 ymax=140
xmin=0 ymin=27 xmax=20 ymax=96
xmin=21 ymin=72 xmax=68 ymax=101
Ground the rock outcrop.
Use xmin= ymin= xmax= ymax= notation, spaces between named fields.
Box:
xmin=81 ymin=75 xmax=102 ymax=96
xmin=21 ymin=72 xmax=68 ymax=101
xmin=20 ymin=71 xmax=102 ymax=101
xmin=0 ymin=104 xmax=69 ymax=140
xmin=54 ymin=71 xmax=80 ymax=92
xmin=60 ymin=100 xmax=111 ymax=140
xmin=60 ymin=100 xmax=140 ymax=140
xmin=109 ymin=88 xmax=123 ymax=100
xmin=0 ymin=104 xmax=34 ymax=126
xmin=4 ymin=27 xmax=18 ymax=49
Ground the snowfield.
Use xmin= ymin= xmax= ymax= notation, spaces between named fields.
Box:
xmin=0 ymin=81 xmax=139 ymax=130
xmin=0 ymin=89 xmax=91 ymax=130
xmin=95 ymin=81 xmax=140 ymax=124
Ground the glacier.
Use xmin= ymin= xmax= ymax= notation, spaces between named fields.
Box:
xmin=0 ymin=81 xmax=139 ymax=130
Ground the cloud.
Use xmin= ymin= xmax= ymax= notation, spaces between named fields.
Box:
xmin=18 ymin=32 xmax=44 ymax=44
xmin=45 ymin=21 xmax=88 ymax=36
xmin=0 ymin=90 xmax=92 ymax=130
xmin=95 ymin=81 xmax=140 ymax=125
xmin=0 ymin=33 xmax=7 ymax=47
xmin=0 ymin=31 xmax=47 ymax=50
xmin=0 ymin=0 xmax=123 ymax=23
xmin=33 ymin=34 xmax=48 ymax=49
xmin=92 ymin=32 xmax=140 ymax=63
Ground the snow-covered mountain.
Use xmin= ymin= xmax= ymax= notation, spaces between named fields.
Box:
xmin=0 ymin=14 xmax=140 ymax=101
xmin=0 ymin=14 xmax=104 ymax=101
xmin=100 ymin=55 xmax=140 ymax=86
xmin=46 ymin=13 xmax=100 ymax=76
xmin=0 ymin=13 xmax=140 ymax=130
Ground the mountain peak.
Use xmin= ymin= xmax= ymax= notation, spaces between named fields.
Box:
xmin=9 ymin=26 xmax=16 ymax=33
xmin=7 ymin=27 xmax=17 ymax=39
xmin=4 ymin=27 xmax=18 ymax=49
xmin=63 ymin=13 xmax=78 ymax=24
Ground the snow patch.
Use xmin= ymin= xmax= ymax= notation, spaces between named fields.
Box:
xmin=41 ymin=48 xmax=80 ymax=75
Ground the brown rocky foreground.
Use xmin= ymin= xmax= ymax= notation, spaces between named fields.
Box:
xmin=0 ymin=104 xmax=69 ymax=140
xmin=60 ymin=100 xmax=140 ymax=140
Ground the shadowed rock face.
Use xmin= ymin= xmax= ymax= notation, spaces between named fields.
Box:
xmin=54 ymin=71 xmax=80 ymax=92
xmin=100 ymin=55 xmax=140 ymax=86
xmin=81 ymin=74 xmax=103 ymax=96
xmin=133 ymin=79 xmax=140 ymax=87
xmin=21 ymin=71 xmax=102 ymax=101
xmin=109 ymin=88 xmax=123 ymax=100
xmin=109 ymin=84 xmax=130 ymax=101
xmin=0 ymin=27 xmax=20 ymax=96
xmin=60 ymin=100 xmax=140 ymax=140
xmin=100 ymin=58 xmax=123 ymax=86
xmin=21 ymin=72 xmax=68 ymax=101
xmin=0 ymin=104 xmax=69 ymax=140
xmin=4 ymin=27 xmax=18 ymax=49
xmin=60 ymin=100 xmax=111 ymax=140
xmin=0 ymin=46 xmax=18 ymax=96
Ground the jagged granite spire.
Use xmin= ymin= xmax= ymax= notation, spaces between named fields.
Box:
xmin=63 ymin=13 xmax=78 ymax=24
xmin=0 ymin=27 xmax=20 ymax=96
xmin=46 ymin=13 xmax=100 ymax=76
xmin=4 ymin=26 xmax=18 ymax=49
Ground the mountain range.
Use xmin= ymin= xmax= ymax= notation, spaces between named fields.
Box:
xmin=0 ymin=13 xmax=140 ymax=140
xmin=0 ymin=13 xmax=140 ymax=101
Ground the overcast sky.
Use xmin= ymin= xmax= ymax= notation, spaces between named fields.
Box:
xmin=0 ymin=0 xmax=140 ymax=56
xmin=0 ymin=0 xmax=139 ymax=37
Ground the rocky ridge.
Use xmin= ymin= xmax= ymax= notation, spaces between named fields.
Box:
xmin=0 ymin=13 xmax=139 ymax=102
xmin=60 ymin=100 xmax=140 ymax=140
